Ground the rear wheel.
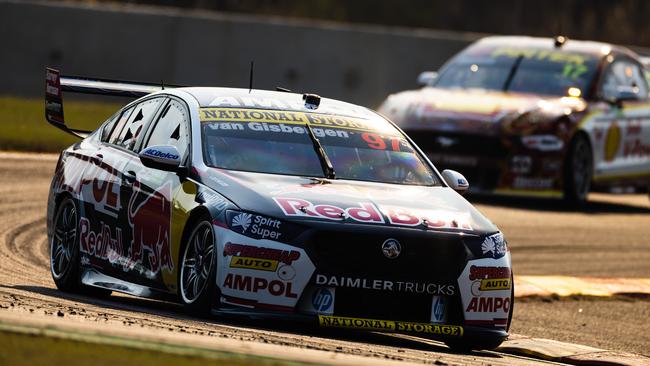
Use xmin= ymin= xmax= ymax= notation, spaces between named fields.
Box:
xmin=50 ymin=197 xmax=111 ymax=297
xmin=180 ymin=218 xmax=217 ymax=317
xmin=563 ymin=133 xmax=593 ymax=205
xmin=50 ymin=197 xmax=81 ymax=292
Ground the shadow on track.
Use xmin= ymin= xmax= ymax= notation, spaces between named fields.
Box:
xmin=467 ymin=193 xmax=650 ymax=214
xmin=6 ymin=284 xmax=502 ymax=358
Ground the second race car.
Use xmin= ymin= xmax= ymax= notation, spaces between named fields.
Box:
xmin=379 ymin=36 xmax=650 ymax=203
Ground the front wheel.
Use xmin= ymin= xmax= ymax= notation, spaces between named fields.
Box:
xmin=180 ymin=218 xmax=217 ymax=316
xmin=563 ymin=133 xmax=593 ymax=205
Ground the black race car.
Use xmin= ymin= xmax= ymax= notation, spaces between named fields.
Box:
xmin=380 ymin=36 xmax=650 ymax=203
xmin=45 ymin=68 xmax=513 ymax=350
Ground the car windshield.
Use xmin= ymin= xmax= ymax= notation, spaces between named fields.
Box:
xmin=435 ymin=45 xmax=600 ymax=97
xmin=200 ymin=108 xmax=439 ymax=186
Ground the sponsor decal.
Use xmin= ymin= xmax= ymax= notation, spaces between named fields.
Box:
xmin=458 ymin=256 xmax=512 ymax=326
xmin=277 ymin=265 xmax=296 ymax=281
xmin=381 ymin=206 xmax=473 ymax=230
xmin=430 ymin=296 xmax=446 ymax=324
xmin=274 ymin=197 xmax=384 ymax=223
xmin=512 ymin=176 xmax=554 ymax=190
xmin=127 ymin=181 xmax=173 ymax=273
xmin=315 ymin=274 xmax=455 ymax=295
xmin=223 ymin=242 xmax=300 ymax=265
xmin=623 ymin=138 xmax=650 ymax=157
xmin=311 ymin=288 xmax=334 ymax=313
xmin=521 ymin=135 xmax=564 ymax=151
xmin=469 ymin=266 xmax=512 ymax=281
xmin=466 ymin=296 xmax=511 ymax=313
xmin=79 ymin=217 xmax=125 ymax=267
xmin=511 ymin=155 xmax=532 ymax=174
xmin=604 ymin=123 xmax=621 ymax=161
xmin=222 ymin=274 xmax=298 ymax=298
xmin=199 ymin=108 xmax=375 ymax=133
xmin=481 ymin=233 xmax=508 ymax=259
xmin=229 ymin=212 xmax=282 ymax=240
xmin=230 ymin=256 xmax=278 ymax=272
xmin=274 ymin=197 xmax=473 ymax=230
xmin=206 ymin=121 xmax=350 ymax=139
xmin=318 ymin=315 xmax=463 ymax=337
xmin=143 ymin=148 xmax=179 ymax=160
xmin=231 ymin=212 xmax=252 ymax=232
xmin=479 ymin=278 xmax=511 ymax=291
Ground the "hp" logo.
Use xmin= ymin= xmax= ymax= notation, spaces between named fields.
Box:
xmin=311 ymin=288 xmax=333 ymax=312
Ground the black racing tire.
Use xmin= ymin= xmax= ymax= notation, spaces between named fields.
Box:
xmin=444 ymin=336 xmax=505 ymax=353
xmin=50 ymin=197 xmax=82 ymax=292
xmin=179 ymin=216 xmax=218 ymax=317
xmin=50 ymin=197 xmax=112 ymax=297
xmin=563 ymin=133 xmax=593 ymax=205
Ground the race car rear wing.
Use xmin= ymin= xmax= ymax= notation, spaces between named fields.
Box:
xmin=45 ymin=68 xmax=183 ymax=138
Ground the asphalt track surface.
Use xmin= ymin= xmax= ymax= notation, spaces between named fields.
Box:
xmin=0 ymin=152 xmax=648 ymax=364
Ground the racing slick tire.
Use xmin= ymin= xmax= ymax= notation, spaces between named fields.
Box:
xmin=50 ymin=197 xmax=111 ymax=297
xmin=179 ymin=216 xmax=218 ymax=317
xmin=563 ymin=133 xmax=593 ymax=205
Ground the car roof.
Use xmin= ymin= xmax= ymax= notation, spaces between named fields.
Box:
xmin=472 ymin=35 xmax=638 ymax=59
xmin=178 ymin=87 xmax=376 ymax=119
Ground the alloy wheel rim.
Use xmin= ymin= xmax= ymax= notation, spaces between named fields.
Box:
xmin=50 ymin=201 xmax=77 ymax=279
xmin=180 ymin=222 xmax=214 ymax=303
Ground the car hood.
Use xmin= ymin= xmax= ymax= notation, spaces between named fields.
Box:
xmin=200 ymin=169 xmax=498 ymax=235
xmin=380 ymin=87 xmax=586 ymax=135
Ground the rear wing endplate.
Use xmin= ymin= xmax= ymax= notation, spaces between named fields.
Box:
xmin=45 ymin=68 xmax=183 ymax=138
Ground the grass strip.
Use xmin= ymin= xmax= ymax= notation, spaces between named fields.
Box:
xmin=0 ymin=321 xmax=319 ymax=366
xmin=0 ymin=96 xmax=120 ymax=152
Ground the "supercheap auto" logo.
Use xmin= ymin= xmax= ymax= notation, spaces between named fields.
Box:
xmin=479 ymin=278 xmax=511 ymax=291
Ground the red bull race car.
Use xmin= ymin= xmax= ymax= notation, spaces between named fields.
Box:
xmin=45 ymin=68 xmax=513 ymax=351
xmin=379 ymin=36 xmax=650 ymax=203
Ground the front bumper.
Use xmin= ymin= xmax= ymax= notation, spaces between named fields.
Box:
xmin=407 ymin=130 xmax=565 ymax=196
xmin=213 ymin=220 xmax=512 ymax=344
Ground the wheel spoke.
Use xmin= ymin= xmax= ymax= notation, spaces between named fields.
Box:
xmin=183 ymin=257 xmax=196 ymax=268
xmin=192 ymin=272 xmax=202 ymax=296
xmin=193 ymin=235 xmax=202 ymax=254
xmin=185 ymin=271 xmax=197 ymax=295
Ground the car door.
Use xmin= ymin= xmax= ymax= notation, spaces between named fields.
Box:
xmin=77 ymin=106 xmax=134 ymax=271
xmin=592 ymin=56 xmax=650 ymax=181
xmin=121 ymin=97 xmax=192 ymax=292
xmin=81 ymin=97 xmax=165 ymax=281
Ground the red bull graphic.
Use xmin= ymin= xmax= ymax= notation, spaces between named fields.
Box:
xmin=127 ymin=181 xmax=173 ymax=273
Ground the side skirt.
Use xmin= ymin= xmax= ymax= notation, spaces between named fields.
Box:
xmin=80 ymin=268 xmax=177 ymax=302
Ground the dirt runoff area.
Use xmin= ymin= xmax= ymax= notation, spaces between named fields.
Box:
xmin=0 ymin=152 xmax=648 ymax=362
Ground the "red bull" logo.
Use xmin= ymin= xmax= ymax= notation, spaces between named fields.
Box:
xmin=127 ymin=181 xmax=173 ymax=273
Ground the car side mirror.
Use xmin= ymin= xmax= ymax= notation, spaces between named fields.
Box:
xmin=139 ymin=145 xmax=181 ymax=172
xmin=417 ymin=71 xmax=438 ymax=87
xmin=608 ymin=85 xmax=639 ymax=106
xmin=442 ymin=169 xmax=469 ymax=194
